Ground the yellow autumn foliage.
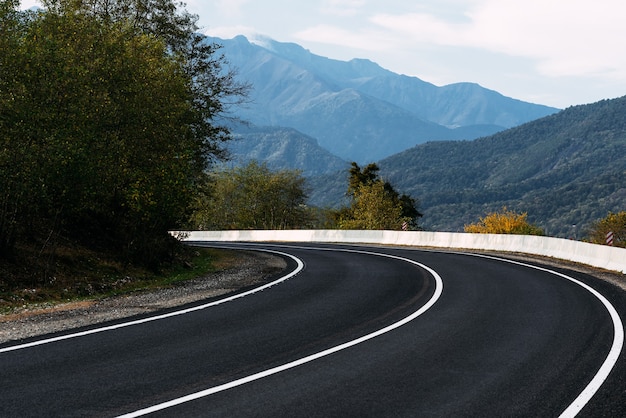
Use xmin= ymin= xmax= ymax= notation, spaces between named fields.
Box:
xmin=464 ymin=207 xmax=544 ymax=235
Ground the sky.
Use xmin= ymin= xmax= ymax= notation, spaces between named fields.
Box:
xmin=20 ymin=0 xmax=626 ymax=109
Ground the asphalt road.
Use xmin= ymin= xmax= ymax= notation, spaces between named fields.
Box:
xmin=1 ymin=243 xmax=624 ymax=417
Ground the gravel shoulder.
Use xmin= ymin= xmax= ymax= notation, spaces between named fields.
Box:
xmin=1 ymin=247 xmax=623 ymax=345
xmin=0 ymin=250 xmax=286 ymax=344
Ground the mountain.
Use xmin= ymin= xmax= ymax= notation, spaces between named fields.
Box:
xmin=210 ymin=35 xmax=558 ymax=163
xmin=206 ymin=35 xmax=626 ymax=238
xmin=225 ymin=125 xmax=348 ymax=177
xmin=368 ymin=96 xmax=626 ymax=237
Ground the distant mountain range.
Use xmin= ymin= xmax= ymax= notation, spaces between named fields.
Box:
xmin=213 ymin=35 xmax=558 ymax=163
xmin=225 ymin=125 xmax=348 ymax=177
xmin=309 ymin=96 xmax=626 ymax=237
xmin=209 ymin=35 xmax=624 ymax=238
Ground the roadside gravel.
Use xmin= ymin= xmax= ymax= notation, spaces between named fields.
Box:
xmin=0 ymin=250 xmax=286 ymax=344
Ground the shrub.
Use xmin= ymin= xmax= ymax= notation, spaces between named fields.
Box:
xmin=464 ymin=207 xmax=544 ymax=235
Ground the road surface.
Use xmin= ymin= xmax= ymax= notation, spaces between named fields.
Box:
xmin=1 ymin=243 xmax=624 ymax=417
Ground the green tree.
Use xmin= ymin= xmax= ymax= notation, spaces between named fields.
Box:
xmin=0 ymin=0 xmax=30 ymax=252
xmin=340 ymin=162 xmax=421 ymax=230
xmin=190 ymin=162 xmax=311 ymax=230
xmin=587 ymin=211 xmax=626 ymax=247
xmin=0 ymin=0 xmax=246 ymax=268
xmin=464 ymin=207 xmax=544 ymax=235
xmin=348 ymin=161 xmax=380 ymax=196
xmin=340 ymin=181 xmax=410 ymax=230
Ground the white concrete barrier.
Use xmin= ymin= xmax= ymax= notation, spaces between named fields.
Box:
xmin=171 ymin=230 xmax=626 ymax=274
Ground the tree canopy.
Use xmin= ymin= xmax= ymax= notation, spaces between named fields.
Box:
xmin=464 ymin=207 xmax=544 ymax=235
xmin=190 ymin=161 xmax=311 ymax=230
xmin=0 ymin=0 xmax=247 ymax=269
xmin=339 ymin=162 xmax=421 ymax=230
xmin=587 ymin=211 xmax=626 ymax=247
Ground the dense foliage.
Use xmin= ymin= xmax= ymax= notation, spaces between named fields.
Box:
xmin=190 ymin=162 xmax=312 ymax=230
xmin=337 ymin=162 xmax=421 ymax=230
xmin=587 ymin=211 xmax=626 ymax=247
xmin=0 ymin=0 xmax=246 ymax=272
xmin=464 ymin=207 xmax=544 ymax=235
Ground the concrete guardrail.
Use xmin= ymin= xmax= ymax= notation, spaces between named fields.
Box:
xmin=172 ymin=230 xmax=626 ymax=274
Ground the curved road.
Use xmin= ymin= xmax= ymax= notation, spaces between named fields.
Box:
xmin=0 ymin=243 xmax=624 ymax=417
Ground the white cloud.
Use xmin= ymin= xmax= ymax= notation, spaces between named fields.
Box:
xmin=204 ymin=25 xmax=259 ymax=40
xmin=214 ymin=0 xmax=250 ymax=17
xmin=19 ymin=0 xmax=40 ymax=9
xmin=370 ymin=12 xmax=459 ymax=45
xmin=294 ymin=24 xmax=394 ymax=52
xmin=369 ymin=0 xmax=626 ymax=79
xmin=321 ymin=0 xmax=367 ymax=16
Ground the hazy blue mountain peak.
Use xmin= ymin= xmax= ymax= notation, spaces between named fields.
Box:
xmin=207 ymin=34 xmax=559 ymax=162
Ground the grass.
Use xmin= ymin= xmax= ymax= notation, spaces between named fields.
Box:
xmin=0 ymin=242 xmax=237 ymax=315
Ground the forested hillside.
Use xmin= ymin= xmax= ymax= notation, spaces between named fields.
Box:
xmin=376 ymin=96 xmax=626 ymax=236
xmin=225 ymin=126 xmax=348 ymax=176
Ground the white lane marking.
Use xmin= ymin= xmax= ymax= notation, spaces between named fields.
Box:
xmin=0 ymin=249 xmax=304 ymax=354
xmin=453 ymin=251 xmax=624 ymax=418
xmin=230 ymin=243 xmax=623 ymax=417
xmin=116 ymin=246 xmax=444 ymax=418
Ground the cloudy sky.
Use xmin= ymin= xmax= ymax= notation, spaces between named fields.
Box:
xmin=21 ymin=0 xmax=626 ymax=108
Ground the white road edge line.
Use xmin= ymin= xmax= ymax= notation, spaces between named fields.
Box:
xmin=458 ymin=251 xmax=624 ymax=418
xmin=115 ymin=246 xmax=444 ymax=418
xmin=0 ymin=248 xmax=304 ymax=354
xmin=233 ymin=243 xmax=623 ymax=417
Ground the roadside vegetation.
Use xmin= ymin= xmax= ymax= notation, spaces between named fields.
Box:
xmin=464 ymin=207 xmax=544 ymax=235
xmin=189 ymin=161 xmax=422 ymax=232
xmin=587 ymin=211 xmax=626 ymax=247
xmin=0 ymin=0 xmax=247 ymax=306
xmin=463 ymin=207 xmax=625 ymax=248
xmin=0 ymin=246 xmax=231 ymax=314
xmin=189 ymin=161 xmax=313 ymax=230
xmin=335 ymin=162 xmax=422 ymax=230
